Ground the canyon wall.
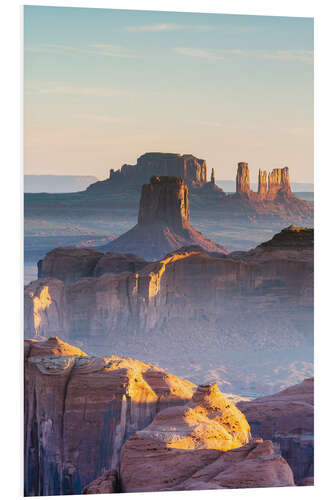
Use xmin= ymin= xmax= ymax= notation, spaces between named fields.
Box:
xmin=24 ymin=337 xmax=194 ymax=496
xmin=25 ymin=227 xmax=314 ymax=353
xmin=100 ymin=175 xmax=228 ymax=259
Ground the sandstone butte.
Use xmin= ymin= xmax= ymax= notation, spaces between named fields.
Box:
xmin=100 ymin=175 xmax=229 ymax=260
xmin=25 ymin=226 xmax=313 ymax=353
xmin=238 ymin=377 xmax=314 ymax=485
xmin=85 ymin=152 xmax=313 ymax=224
xmin=24 ymin=337 xmax=195 ymax=496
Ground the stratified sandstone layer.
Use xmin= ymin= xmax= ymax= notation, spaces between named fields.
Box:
xmin=86 ymin=152 xmax=207 ymax=192
xmin=238 ymin=377 xmax=314 ymax=483
xmin=120 ymin=384 xmax=294 ymax=492
xmin=100 ymin=176 xmax=228 ymax=260
xmin=24 ymin=337 xmax=195 ymax=496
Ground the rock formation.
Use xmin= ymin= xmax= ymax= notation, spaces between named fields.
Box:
xmin=258 ymin=169 xmax=268 ymax=198
xmin=87 ymin=152 xmax=207 ymax=193
xmin=100 ymin=176 xmax=229 ymax=260
xmin=238 ymin=377 xmax=314 ymax=484
xmin=38 ymin=248 xmax=148 ymax=283
xmin=119 ymin=384 xmax=294 ymax=492
xmin=236 ymin=162 xmax=250 ymax=195
xmin=82 ymin=469 xmax=118 ymax=494
xmin=205 ymin=163 xmax=313 ymax=224
xmin=83 ymin=152 xmax=312 ymax=224
xmin=24 ymin=337 xmax=195 ymax=496
xmin=25 ymin=227 xmax=313 ymax=393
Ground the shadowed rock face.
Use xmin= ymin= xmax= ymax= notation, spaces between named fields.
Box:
xmin=24 ymin=337 xmax=195 ymax=496
xmin=38 ymin=249 xmax=148 ymax=283
xmin=238 ymin=378 xmax=314 ymax=483
xmin=86 ymin=152 xmax=207 ymax=192
xmin=119 ymin=384 xmax=294 ymax=493
xmin=100 ymin=176 xmax=229 ymax=260
xmin=236 ymin=163 xmax=250 ymax=195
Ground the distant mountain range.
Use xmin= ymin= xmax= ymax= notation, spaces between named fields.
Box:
xmin=24 ymin=175 xmax=98 ymax=193
xmin=216 ymin=180 xmax=314 ymax=193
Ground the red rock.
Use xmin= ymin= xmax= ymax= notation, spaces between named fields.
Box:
xmin=238 ymin=378 xmax=314 ymax=483
xmin=25 ymin=228 xmax=313 ymax=354
xmin=24 ymin=337 xmax=195 ymax=496
xmin=38 ymin=247 xmax=103 ymax=283
xmin=82 ymin=469 xmax=118 ymax=494
xmin=120 ymin=385 xmax=294 ymax=492
xmin=236 ymin=162 xmax=250 ymax=195
xmin=87 ymin=152 xmax=207 ymax=193
xmin=101 ymin=176 xmax=229 ymax=260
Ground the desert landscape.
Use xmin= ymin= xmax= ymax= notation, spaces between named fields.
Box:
xmin=24 ymin=6 xmax=314 ymax=497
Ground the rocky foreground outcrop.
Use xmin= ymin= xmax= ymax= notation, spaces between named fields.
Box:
xmin=100 ymin=176 xmax=228 ymax=260
xmin=82 ymin=383 xmax=292 ymax=493
xmin=24 ymin=337 xmax=194 ymax=496
xmin=238 ymin=377 xmax=314 ymax=484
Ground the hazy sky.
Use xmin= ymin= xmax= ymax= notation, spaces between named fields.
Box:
xmin=24 ymin=6 xmax=313 ymax=182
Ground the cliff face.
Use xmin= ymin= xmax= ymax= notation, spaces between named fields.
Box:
xmin=25 ymin=227 xmax=313 ymax=358
xmin=218 ymin=164 xmax=313 ymax=224
xmin=99 ymin=176 xmax=228 ymax=260
xmin=119 ymin=384 xmax=293 ymax=492
xmin=24 ymin=337 xmax=194 ymax=496
xmin=138 ymin=176 xmax=189 ymax=229
xmin=238 ymin=377 xmax=314 ymax=484
xmin=86 ymin=152 xmax=207 ymax=193
xmin=236 ymin=162 xmax=250 ymax=195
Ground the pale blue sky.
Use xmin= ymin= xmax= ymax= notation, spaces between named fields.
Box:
xmin=24 ymin=6 xmax=313 ymax=182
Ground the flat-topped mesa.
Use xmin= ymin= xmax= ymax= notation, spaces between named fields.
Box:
xmin=267 ymin=167 xmax=291 ymax=198
xmin=138 ymin=176 xmax=189 ymax=230
xmin=236 ymin=162 xmax=250 ymax=195
xmin=258 ymin=169 xmax=268 ymax=197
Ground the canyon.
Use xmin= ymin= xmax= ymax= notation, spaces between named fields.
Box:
xmin=25 ymin=223 xmax=313 ymax=394
xmin=24 ymin=338 xmax=313 ymax=495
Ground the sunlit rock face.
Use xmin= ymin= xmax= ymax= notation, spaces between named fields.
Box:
xmin=215 ymin=164 xmax=313 ymax=224
xmin=119 ymin=384 xmax=294 ymax=493
xmin=86 ymin=152 xmax=207 ymax=193
xmin=100 ymin=175 xmax=229 ymax=260
xmin=25 ymin=227 xmax=313 ymax=355
xmin=24 ymin=337 xmax=195 ymax=496
xmin=238 ymin=377 xmax=314 ymax=484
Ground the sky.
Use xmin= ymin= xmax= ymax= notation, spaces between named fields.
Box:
xmin=24 ymin=6 xmax=314 ymax=183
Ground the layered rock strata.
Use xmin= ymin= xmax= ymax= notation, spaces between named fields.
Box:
xmin=119 ymin=384 xmax=293 ymax=492
xmin=100 ymin=176 xmax=229 ymax=260
xmin=24 ymin=337 xmax=194 ymax=496
xmin=238 ymin=377 xmax=314 ymax=483
xmin=38 ymin=249 xmax=148 ymax=283
xmin=26 ymin=227 xmax=313 ymax=355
